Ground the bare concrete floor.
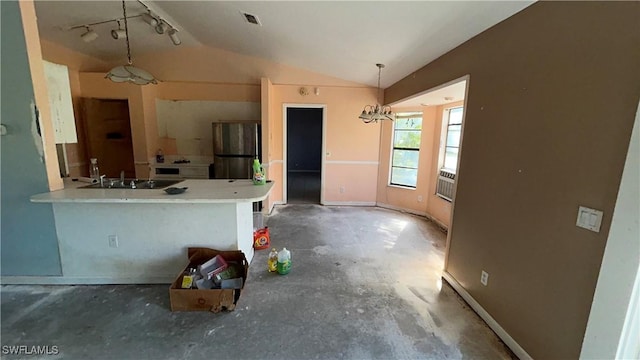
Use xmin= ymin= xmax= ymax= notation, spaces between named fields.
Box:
xmin=1 ymin=205 xmax=515 ymax=360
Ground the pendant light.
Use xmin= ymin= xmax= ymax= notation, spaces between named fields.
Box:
xmin=105 ymin=1 xmax=158 ymax=85
xmin=359 ymin=64 xmax=394 ymax=123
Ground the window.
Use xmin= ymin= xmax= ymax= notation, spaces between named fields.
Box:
xmin=390 ymin=113 xmax=422 ymax=187
xmin=443 ymin=107 xmax=463 ymax=172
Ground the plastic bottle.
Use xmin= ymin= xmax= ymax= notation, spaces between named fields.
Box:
xmin=156 ymin=148 xmax=164 ymax=163
xmin=277 ymin=247 xmax=291 ymax=275
xmin=89 ymin=158 xmax=100 ymax=179
xmin=268 ymin=248 xmax=279 ymax=273
xmin=252 ymin=158 xmax=265 ymax=185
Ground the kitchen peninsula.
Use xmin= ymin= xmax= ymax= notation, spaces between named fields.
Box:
xmin=30 ymin=180 xmax=273 ymax=284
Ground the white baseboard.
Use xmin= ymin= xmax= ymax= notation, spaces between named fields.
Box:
xmin=442 ymin=271 xmax=533 ymax=360
xmin=1 ymin=275 xmax=175 ymax=285
xmin=376 ymin=202 xmax=448 ymax=231
xmin=376 ymin=202 xmax=427 ymax=216
xmin=321 ymin=201 xmax=376 ymax=206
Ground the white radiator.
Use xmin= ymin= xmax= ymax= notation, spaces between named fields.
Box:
xmin=436 ymin=170 xmax=456 ymax=201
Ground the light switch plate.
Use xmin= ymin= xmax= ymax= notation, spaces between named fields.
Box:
xmin=576 ymin=206 xmax=603 ymax=232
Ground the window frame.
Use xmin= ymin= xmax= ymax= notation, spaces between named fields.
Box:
xmin=389 ymin=112 xmax=423 ymax=188
xmin=442 ymin=106 xmax=464 ymax=173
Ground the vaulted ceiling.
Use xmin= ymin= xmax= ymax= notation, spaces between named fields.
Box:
xmin=35 ymin=1 xmax=534 ymax=87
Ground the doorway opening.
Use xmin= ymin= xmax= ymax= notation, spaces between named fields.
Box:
xmin=81 ymin=98 xmax=135 ymax=178
xmin=284 ymin=106 xmax=325 ymax=204
xmin=388 ymin=75 xmax=469 ymax=264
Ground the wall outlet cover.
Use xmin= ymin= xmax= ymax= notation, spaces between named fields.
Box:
xmin=108 ymin=235 xmax=119 ymax=248
xmin=481 ymin=270 xmax=489 ymax=286
xmin=576 ymin=206 xmax=603 ymax=233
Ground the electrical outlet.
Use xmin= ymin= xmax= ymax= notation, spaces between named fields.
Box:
xmin=417 ymin=195 xmax=423 ymax=202
xmin=339 ymin=186 xmax=345 ymax=194
xmin=108 ymin=235 xmax=119 ymax=248
xmin=480 ymin=271 xmax=489 ymax=286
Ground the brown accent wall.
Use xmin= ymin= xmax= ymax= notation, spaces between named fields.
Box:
xmin=385 ymin=2 xmax=640 ymax=359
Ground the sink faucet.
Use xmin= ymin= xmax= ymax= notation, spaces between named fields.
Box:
xmin=99 ymin=175 xmax=106 ymax=188
xmin=120 ymin=170 xmax=125 ymax=186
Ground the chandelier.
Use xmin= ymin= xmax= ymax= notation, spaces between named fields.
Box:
xmin=359 ymin=64 xmax=394 ymax=123
xmin=105 ymin=1 xmax=158 ymax=85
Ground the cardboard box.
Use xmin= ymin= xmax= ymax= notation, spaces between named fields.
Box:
xmin=169 ymin=247 xmax=248 ymax=312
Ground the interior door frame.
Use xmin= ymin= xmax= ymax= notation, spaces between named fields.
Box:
xmin=282 ymin=104 xmax=327 ymax=204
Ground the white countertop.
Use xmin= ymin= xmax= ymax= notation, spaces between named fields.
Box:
xmin=31 ymin=179 xmax=273 ymax=204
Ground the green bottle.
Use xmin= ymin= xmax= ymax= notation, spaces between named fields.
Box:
xmin=252 ymin=158 xmax=266 ymax=185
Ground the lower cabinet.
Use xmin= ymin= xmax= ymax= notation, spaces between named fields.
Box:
xmin=150 ymin=164 xmax=209 ymax=179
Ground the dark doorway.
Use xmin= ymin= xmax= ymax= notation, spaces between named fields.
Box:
xmin=286 ymin=107 xmax=322 ymax=204
xmin=81 ymin=98 xmax=135 ymax=178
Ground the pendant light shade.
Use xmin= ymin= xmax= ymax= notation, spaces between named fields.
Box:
xmin=106 ymin=1 xmax=157 ymax=85
xmin=106 ymin=65 xmax=158 ymax=85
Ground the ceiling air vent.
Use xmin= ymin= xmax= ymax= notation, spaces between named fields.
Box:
xmin=241 ymin=12 xmax=262 ymax=26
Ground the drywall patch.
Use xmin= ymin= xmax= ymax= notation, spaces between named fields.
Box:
xmin=30 ymin=100 xmax=44 ymax=161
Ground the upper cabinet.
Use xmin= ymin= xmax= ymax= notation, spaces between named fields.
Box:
xmin=43 ymin=60 xmax=77 ymax=144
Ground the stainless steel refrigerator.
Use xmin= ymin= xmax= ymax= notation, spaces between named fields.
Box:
xmin=212 ymin=122 xmax=259 ymax=179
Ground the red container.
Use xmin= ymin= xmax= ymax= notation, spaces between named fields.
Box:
xmin=253 ymin=227 xmax=270 ymax=250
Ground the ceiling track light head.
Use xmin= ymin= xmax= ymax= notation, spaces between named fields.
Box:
xmin=80 ymin=26 xmax=98 ymax=42
xmin=168 ymin=28 xmax=181 ymax=46
xmin=111 ymin=21 xmax=127 ymax=39
xmin=155 ymin=21 xmax=169 ymax=34
xmin=141 ymin=12 xmax=158 ymax=27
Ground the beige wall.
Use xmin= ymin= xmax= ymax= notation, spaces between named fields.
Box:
xmin=20 ymin=2 xmax=63 ymax=190
xmin=376 ymin=101 xmax=461 ymax=228
xmin=126 ymin=45 xmax=364 ymax=87
xmin=40 ymin=39 xmax=109 ymax=72
xmin=268 ymin=84 xmax=380 ymax=205
xmin=386 ymin=2 xmax=640 ymax=359
xmin=41 ymin=39 xmax=380 ymax=199
xmin=426 ymin=102 xmax=464 ymax=227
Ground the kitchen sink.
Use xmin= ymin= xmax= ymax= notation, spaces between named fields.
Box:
xmin=82 ymin=179 xmax=184 ymax=189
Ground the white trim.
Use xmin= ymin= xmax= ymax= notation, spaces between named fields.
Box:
xmin=444 ymin=75 xmax=471 ymax=269
xmin=324 ymin=160 xmax=379 ymax=165
xmin=321 ymin=201 xmax=376 ymax=206
xmin=377 ymin=202 xmax=427 ymax=217
xmin=377 ymin=202 xmax=448 ymax=230
xmin=388 ymin=111 xmax=424 ymax=189
xmin=442 ymin=272 xmax=533 ymax=360
xmin=388 ymin=75 xmax=471 ymax=107
xmin=617 ymin=267 xmax=640 ymax=359
xmin=387 ymin=184 xmax=417 ymax=191
xmin=1 ymin=275 xmax=174 ymax=285
xmin=283 ymin=104 xmax=327 ymax=204
xmin=581 ymin=100 xmax=640 ymax=360
xmin=267 ymin=200 xmax=285 ymax=214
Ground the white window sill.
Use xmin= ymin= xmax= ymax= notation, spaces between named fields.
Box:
xmin=387 ymin=184 xmax=417 ymax=191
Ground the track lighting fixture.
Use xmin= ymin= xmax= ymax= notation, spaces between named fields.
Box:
xmin=168 ymin=28 xmax=181 ymax=46
xmin=141 ymin=12 xmax=158 ymax=27
xmin=80 ymin=26 xmax=98 ymax=42
xmin=111 ymin=21 xmax=127 ymax=39
xmin=106 ymin=1 xmax=157 ymax=85
xmin=155 ymin=21 xmax=169 ymax=34
xmin=69 ymin=0 xmax=183 ymax=49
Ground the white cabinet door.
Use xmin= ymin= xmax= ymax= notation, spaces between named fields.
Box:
xmin=43 ymin=61 xmax=77 ymax=144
